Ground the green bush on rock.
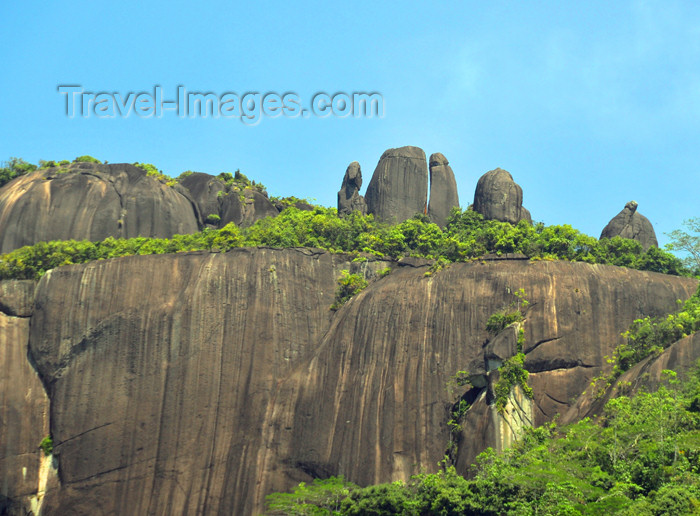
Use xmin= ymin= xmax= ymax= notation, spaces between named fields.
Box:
xmin=0 ymin=207 xmax=693 ymax=281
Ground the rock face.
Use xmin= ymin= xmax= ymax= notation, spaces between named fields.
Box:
xmin=0 ymin=164 xmax=200 ymax=253
xmin=600 ymin=201 xmax=658 ymax=250
xmin=27 ymin=250 xmax=372 ymax=515
xmin=0 ymin=281 xmax=54 ymax=516
xmin=473 ymin=168 xmax=531 ymax=224
xmin=263 ymin=260 xmax=695 ymax=499
xmin=3 ymin=251 xmax=697 ymax=515
xmin=337 ymin=162 xmax=367 ymax=216
xmin=178 ymin=172 xmax=227 ymax=222
xmin=179 ymin=172 xmax=280 ymax=228
xmin=427 ymin=153 xmax=459 ymax=227
xmin=219 ymin=189 xmax=280 ymax=228
xmin=562 ymin=331 xmax=700 ymax=425
xmin=365 ymin=146 xmax=428 ymax=223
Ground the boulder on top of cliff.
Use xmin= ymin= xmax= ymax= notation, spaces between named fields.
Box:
xmin=337 ymin=161 xmax=367 ymax=216
xmin=0 ymin=163 xmax=200 ymax=253
xmin=178 ymin=172 xmax=227 ymax=221
xmin=427 ymin=153 xmax=459 ymax=227
xmin=219 ymin=188 xmax=279 ymax=228
xmin=473 ymin=168 xmax=531 ymax=224
xmin=365 ymin=146 xmax=428 ymax=223
xmin=600 ymin=201 xmax=658 ymax=250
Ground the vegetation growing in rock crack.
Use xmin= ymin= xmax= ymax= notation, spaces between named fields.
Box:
xmin=486 ymin=288 xmax=529 ymax=335
xmin=39 ymin=436 xmax=53 ymax=456
xmin=330 ymin=270 xmax=368 ymax=311
xmin=492 ymin=353 xmax=533 ymax=414
xmin=446 ymin=398 xmax=471 ymax=458
xmin=590 ymin=283 xmax=700 ymax=399
xmin=265 ymin=365 xmax=700 ymax=515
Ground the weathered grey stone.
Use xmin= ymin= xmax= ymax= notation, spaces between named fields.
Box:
xmin=5 ymin=251 xmax=697 ymax=515
xmin=427 ymin=153 xmax=459 ymax=227
xmin=0 ymin=280 xmax=36 ymax=317
xmin=365 ymin=146 xmax=428 ymax=223
xmin=178 ymin=172 xmax=227 ymax=221
xmin=219 ymin=188 xmax=279 ymax=228
xmin=600 ymin=201 xmax=658 ymax=250
xmin=473 ymin=168 xmax=531 ymax=224
xmin=337 ymin=162 xmax=367 ymax=216
xmin=484 ymin=323 xmax=519 ymax=372
xmin=0 ymin=164 xmax=200 ymax=253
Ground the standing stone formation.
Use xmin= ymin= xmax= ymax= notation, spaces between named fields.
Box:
xmin=427 ymin=153 xmax=460 ymax=227
xmin=473 ymin=168 xmax=532 ymax=224
xmin=365 ymin=146 xmax=428 ymax=223
xmin=600 ymin=201 xmax=658 ymax=250
xmin=337 ymin=161 xmax=367 ymax=216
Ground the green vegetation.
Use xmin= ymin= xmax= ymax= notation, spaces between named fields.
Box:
xmin=0 ymin=207 xmax=693 ymax=282
xmin=133 ymin=162 xmax=177 ymax=186
xmin=218 ymin=169 xmax=267 ymax=195
xmin=269 ymin=195 xmax=316 ymax=209
xmin=485 ymin=288 xmax=529 ymax=335
xmin=667 ymin=218 xmax=700 ymax=275
xmin=331 ymin=270 xmax=368 ymax=310
xmin=486 ymin=310 xmax=523 ymax=335
xmin=591 ymin=284 xmax=700 ymax=398
xmin=446 ymin=398 xmax=471 ymax=457
xmin=205 ymin=213 xmax=221 ymax=225
xmin=0 ymin=224 xmax=244 ymax=280
xmin=424 ymin=256 xmax=449 ymax=277
xmin=0 ymin=157 xmax=37 ymax=188
xmin=39 ymin=436 xmax=53 ymax=456
xmin=266 ymin=477 xmax=358 ymax=515
xmin=73 ymin=155 xmax=101 ymax=164
xmin=266 ymin=366 xmax=700 ymax=515
xmin=492 ymin=353 xmax=533 ymax=413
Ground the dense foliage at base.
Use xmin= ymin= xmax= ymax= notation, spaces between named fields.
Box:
xmin=265 ymin=367 xmax=700 ymax=515
xmin=0 ymin=206 xmax=690 ymax=280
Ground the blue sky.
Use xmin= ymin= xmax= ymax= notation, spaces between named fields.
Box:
xmin=1 ymin=1 xmax=699 ymax=246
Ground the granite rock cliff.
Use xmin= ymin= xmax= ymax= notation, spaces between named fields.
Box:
xmin=0 ymin=163 xmax=200 ymax=253
xmin=1 ymin=250 xmax=696 ymax=515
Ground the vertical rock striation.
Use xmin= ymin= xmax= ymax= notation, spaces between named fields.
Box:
xmin=0 ymin=164 xmax=200 ymax=253
xmin=27 ymin=249 xmax=362 ymax=516
xmin=0 ymin=280 xmax=51 ymax=516
xmin=1 ymin=251 xmax=696 ymax=515
xmin=365 ymin=146 xmax=428 ymax=223
xmin=427 ymin=153 xmax=459 ymax=227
